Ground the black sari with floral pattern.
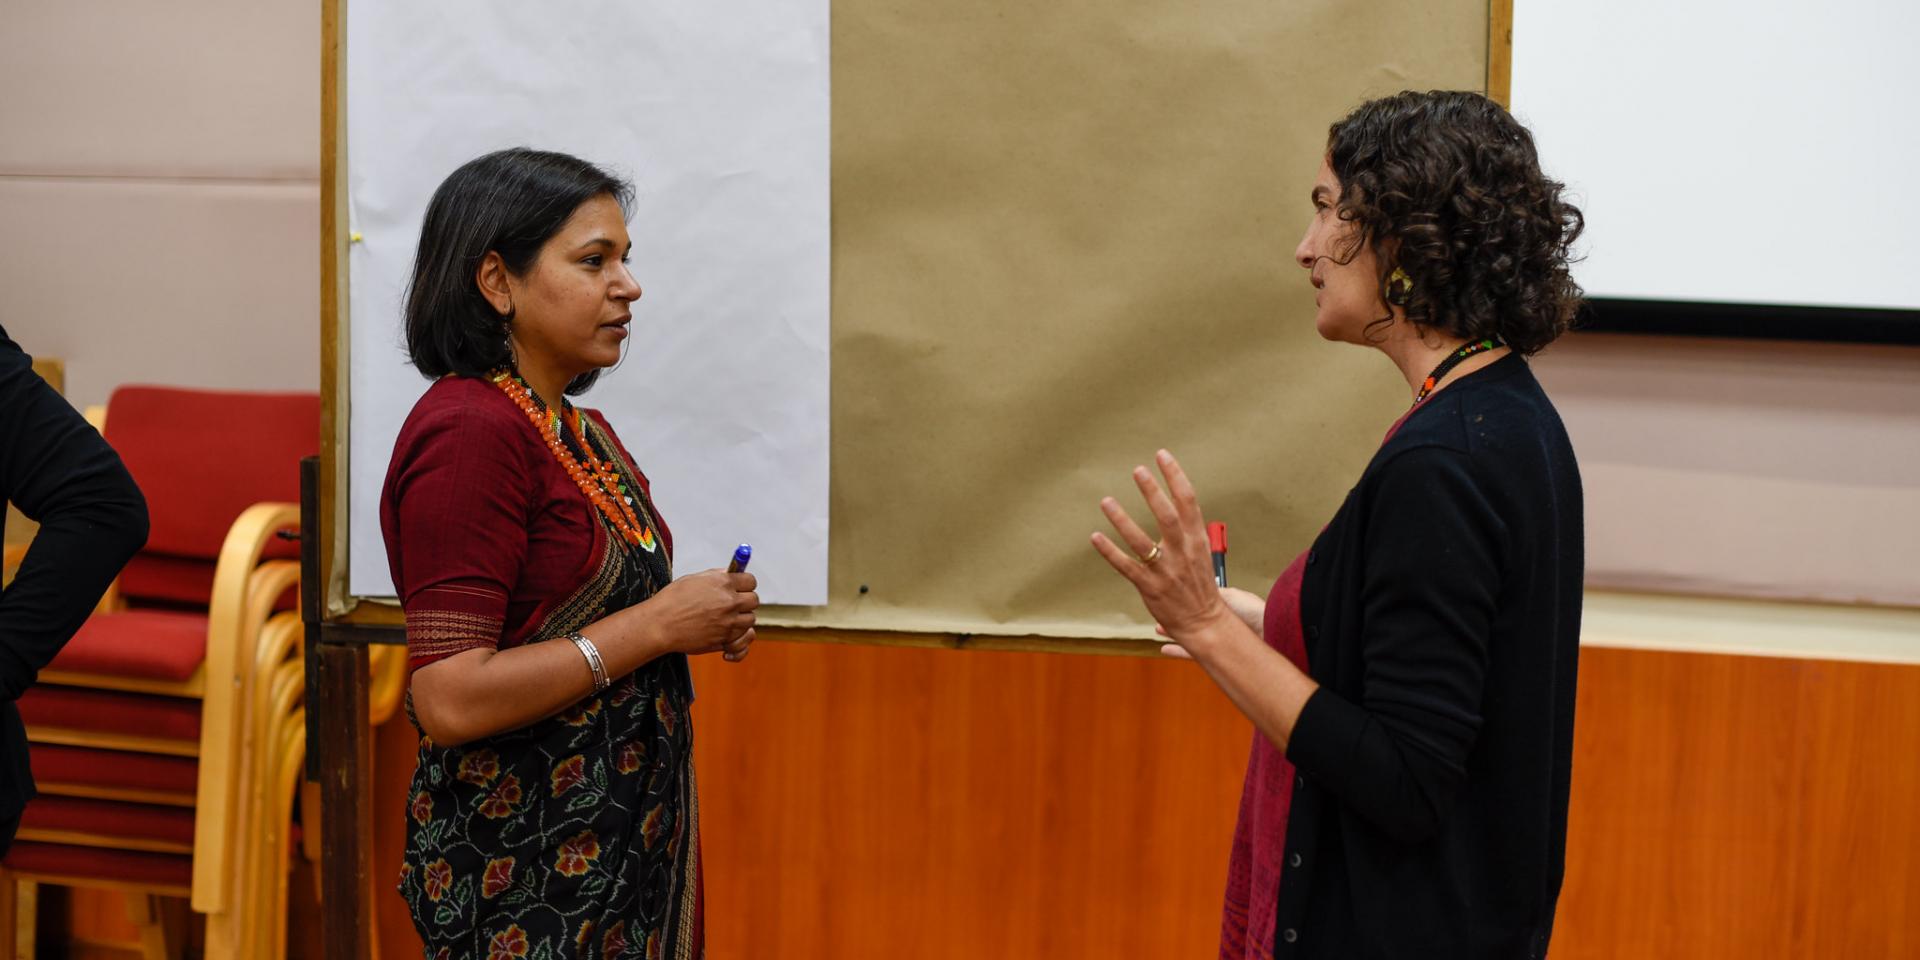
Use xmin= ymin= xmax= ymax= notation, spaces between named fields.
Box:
xmin=395 ymin=406 xmax=700 ymax=960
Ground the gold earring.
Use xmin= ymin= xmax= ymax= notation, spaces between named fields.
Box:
xmin=1385 ymin=267 xmax=1413 ymax=306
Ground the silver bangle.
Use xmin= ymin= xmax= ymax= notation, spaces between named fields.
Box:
xmin=567 ymin=633 xmax=610 ymax=692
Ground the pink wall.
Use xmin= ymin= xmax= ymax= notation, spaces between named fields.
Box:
xmin=0 ymin=0 xmax=319 ymax=410
xmin=1533 ymin=332 xmax=1920 ymax=607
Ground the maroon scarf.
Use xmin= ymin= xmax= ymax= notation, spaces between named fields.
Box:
xmin=1217 ymin=546 xmax=1311 ymax=960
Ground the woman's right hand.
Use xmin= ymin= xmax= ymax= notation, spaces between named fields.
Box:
xmin=632 ymin=568 xmax=759 ymax=658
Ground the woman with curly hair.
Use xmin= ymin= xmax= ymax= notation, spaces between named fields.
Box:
xmin=1092 ymin=91 xmax=1586 ymax=959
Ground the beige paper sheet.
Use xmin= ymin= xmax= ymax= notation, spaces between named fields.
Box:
xmin=761 ymin=0 xmax=1489 ymax=638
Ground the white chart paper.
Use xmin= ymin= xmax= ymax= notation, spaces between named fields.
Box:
xmin=348 ymin=0 xmax=830 ymax=603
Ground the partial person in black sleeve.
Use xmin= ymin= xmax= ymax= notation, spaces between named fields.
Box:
xmin=0 ymin=324 xmax=150 ymax=855
xmin=1092 ymin=91 xmax=1585 ymax=959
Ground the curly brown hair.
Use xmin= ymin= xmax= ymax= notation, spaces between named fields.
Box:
xmin=1327 ymin=90 xmax=1585 ymax=355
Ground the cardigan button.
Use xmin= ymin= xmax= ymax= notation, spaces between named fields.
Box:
xmin=1289 ymin=852 xmax=1302 ymax=868
xmin=1295 ymin=774 xmax=1304 ymax=790
xmin=1282 ymin=928 xmax=1299 ymax=944
xmin=1306 ymin=550 xmax=1317 ymax=566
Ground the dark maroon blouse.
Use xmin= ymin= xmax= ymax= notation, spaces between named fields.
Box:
xmin=379 ymin=375 xmax=672 ymax=669
xmin=1219 ymin=409 xmax=1417 ymax=960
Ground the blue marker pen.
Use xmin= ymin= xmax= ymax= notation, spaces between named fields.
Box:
xmin=721 ymin=544 xmax=755 ymax=668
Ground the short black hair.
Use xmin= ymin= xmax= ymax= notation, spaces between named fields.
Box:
xmin=1327 ymin=91 xmax=1585 ymax=355
xmin=403 ymin=148 xmax=635 ymax=395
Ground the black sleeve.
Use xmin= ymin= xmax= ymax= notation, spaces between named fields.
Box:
xmin=0 ymin=330 xmax=150 ymax=700
xmin=1285 ymin=445 xmax=1504 ymax=844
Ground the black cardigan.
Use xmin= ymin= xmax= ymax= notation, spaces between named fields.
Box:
xmin=1277 ymin=354 xmax=1583 ymax=959
xmin=0 ymin=325 xmax=148 ymax=842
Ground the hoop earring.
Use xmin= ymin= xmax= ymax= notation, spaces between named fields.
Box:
xmin=1384 ymin=267 xmax=1413 ymax=307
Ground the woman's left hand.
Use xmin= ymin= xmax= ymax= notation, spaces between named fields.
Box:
xmin=721 ymin=627 xmax=755 ymax=663
xmin=1091 ymin=450 xmax=1235 ymax=656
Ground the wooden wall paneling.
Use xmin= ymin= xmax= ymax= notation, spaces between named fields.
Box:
xmin=1553 ymin=648 xmax=1920 ymax=959
xmin=291 ymin=641 xmax=1920 ymax=960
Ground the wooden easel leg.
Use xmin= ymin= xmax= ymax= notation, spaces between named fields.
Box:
xmin=315 ymin=639 xmax=373 ymax=960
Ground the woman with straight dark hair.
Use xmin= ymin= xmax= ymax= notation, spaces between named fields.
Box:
xmin=382 ymin=147 xmax=757 ymax=958
xmin=1092 ymin=91 xmax=1586 ymax=958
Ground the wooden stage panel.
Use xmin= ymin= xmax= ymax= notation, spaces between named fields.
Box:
xmin=1552 ymin=648 xmax=1920 ymax=959
xmin=325 ymin=640 xmax=1920 ymax=958
xmin=687 ymin=641 xmax=1252 ymax=958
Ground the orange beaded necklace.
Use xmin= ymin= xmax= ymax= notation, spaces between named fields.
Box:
xmin=492 ymin=370 xmax=656 ymax=552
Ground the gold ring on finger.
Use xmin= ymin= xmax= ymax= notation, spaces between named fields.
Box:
xmin=1141 ymin=542 xmax=1163 ymax=564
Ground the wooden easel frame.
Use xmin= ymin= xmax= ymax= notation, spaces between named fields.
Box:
xmin=315 ymin=0 xmax=1518 ymax=635
xmin=1488 ymin=0 xmax=1513 ymax=108
xmin=314 ymin=3 xmax=395 ymax=957
xmin=309 ymin=2 xmax=1516 ymax=954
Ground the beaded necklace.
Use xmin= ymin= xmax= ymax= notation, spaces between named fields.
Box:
xmin=491 ymin=370 xmax=658 ymax=552
xmin=1412 ymin=337 xmax=1504 ymax=407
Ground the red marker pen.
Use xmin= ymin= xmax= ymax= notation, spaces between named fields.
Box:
xmin=1207 ymin=522 xmax=1228 ymax=587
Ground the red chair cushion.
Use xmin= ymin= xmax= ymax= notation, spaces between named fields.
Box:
xmin=29 ymin=745 xmax=199 ymax=797
xmin=117 ymin=554 xmax=218 ymax=609
xmin=17 ymin=796 xmax=195 ymax=848
xmin=1 ymin=841 xmax=192 ymax=889
xmin=103 ymin=386 xmax=316 ymax=604
xmin=119 ymin=557 xmax=299 ymax=612
xmin=46 ymin=608 xmax=208 ymax=682
xmin=15 ymin=686 xmax=201 ymax=743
